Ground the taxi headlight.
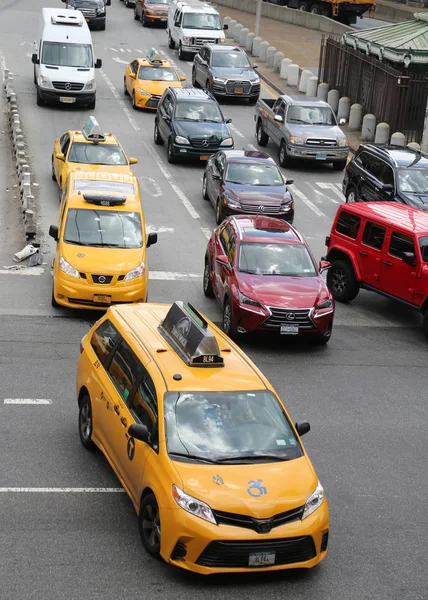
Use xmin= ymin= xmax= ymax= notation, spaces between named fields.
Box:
xmin=175 ymin=135 xmax=190 ymax=145
xmin=220 ymin=137 xmax=233 ymax=147
xmin=302 ymin=481 xmax=325 ymax=520
xmin=172 ymin=485 xmax=216 ymax=524
xmin=338 ymin=138 xmax=348 ymax=147
xmin=38 ymin=75 xmax=52 ymax=89
xmin=84 ymin=79 xmax=96 ymax=91
xmin=289 ymin=136 xmax=304 ymax=145
xmin=124 ymin=262 xmax=145 ymax=281
xmin=138 ymin=89 xmax=151 ymax=97
xmin=59 ymin=256 xmax=80 ymax=279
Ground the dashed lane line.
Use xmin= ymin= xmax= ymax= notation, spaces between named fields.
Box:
xmin=149 ymin=271 xmax=202 ymax=280
xmin=0 ymin=488 xmax=125 ymax=493
xmin=289 ymin=185 xmax=327 ymax=219
xmin=4 ymin=398 xmax=52 ymax=404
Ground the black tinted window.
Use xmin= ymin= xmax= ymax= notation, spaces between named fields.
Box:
xmin=370 ymin=158 xmax=386 ymax=181
xmin=382 ymin=165 xmax=394 ymax=187
xmin=131 ymin=375 xmax=158 ymax=437
xmin=389 ymin=232 xmax=415 ymax=259
xmin=357 ymin=151 xmax=373 ymax=171
xmin=362 ymin=222 xmax=386 ymax=250
xmin=108 ymin=340 xmax=141 ymax=402
xmin=336 ymin=211 xmax=361 ymax=239
xmin=420 ymin=236 xmax=428 ymax=262
xmin=91 ymin=320 xmax=120 ymax=364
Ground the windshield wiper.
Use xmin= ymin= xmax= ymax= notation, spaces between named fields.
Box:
xmin=84 ymin=243 xmax=122 ymax=247
xmin=198 ymin=118 xmax=220 ymax=122
xmin=169 ymin=452 xmax=219 ymax=464
xmin=288 ymin=119 xmax=311 ymax=124
xmin=239 ymin=269 xmax=257 ymax=274
xmin=216 ymin=454 xmax=291 ymax=463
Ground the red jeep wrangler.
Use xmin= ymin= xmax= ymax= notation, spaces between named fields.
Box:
xmin=324 ymin=202 xmax=428 ymax=337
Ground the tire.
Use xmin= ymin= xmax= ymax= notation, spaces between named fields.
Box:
xmin=134 ymin=6 xmax=139 ymax=19
xmin=132 ymin=92 xmax=138 ymax=110
xmin=87 ymin=96 xmax=96 ymax=110
xmin=178 ymin=43 xmax=186 ymax=61
xmin=310 ymin=3 xmax=320 ymax=13
xmin=99 ymin=22 xmax=106 ymax=30
xmin=333 ymin=159 xmax=347 ymax=171
xmin=51 ymin=158 xmax=56 ymax=182
xmin=278 ymin=141 xmax=290 ymax=168
xmin=346 ymin=186 xmax=359 ymax=203
xmin=191 ymin=68 xmax=199 ymax=88
xmin=423 ymin=310 xmax=428 ymax=340
xmin=216 ymin=197 xmax=224 ymax=225
xmin=249 ymin=96 xmax=258 ymax=105
xmin=168 ymin=34 xmax=175 ymax=49
xmin=78 ymin=394 xmax=96 ymax=451
xmin=327 ymin=260 xmax=359 ymax=303
xmin=36 ymin=87 xmax=44 ymax=107
xmin=223 ymin=298 xmax=235 ymax=337
xmin=33 ymin=67 xmax=37 ymax=86
xmin=142 ymin=12 xmax=148 ymax=26
xmin=203 ymin=258 xmax=214 ymax=298
xmin=167 ymin=138 xmax=177 ymax=164
xmin=51 ymin=285 xmax=60 ymax=308
xmin=154 ymin=121 xmax=163 ymax=145
xmin=299 ymin=1 xmax=309 ymax=9
xmin=317 ymin=329 xmax=332 ymax=345
xmin=124 ymin=77 xmax=129 ymax=96
xmin=202 ymin=174 xmax=210 ymax=200
xmin=256 ymin=119 xmax=269 ymax=146
xmin=139 ymin=493 xmax=161 ymax=558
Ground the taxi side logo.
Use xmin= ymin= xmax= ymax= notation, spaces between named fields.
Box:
xmin=247 ymin=479 xmax=267 ymax=497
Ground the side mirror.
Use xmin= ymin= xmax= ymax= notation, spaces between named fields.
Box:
xmin=212 ymin=171 xmax=221 ymax=180
xmin=106 ymin=0 xmax=111 ymax=5
xmin=31 ymin=53 xmax=39 ymax=65
xmin=339 ymin=118 xmax=346 ymax=125
xmin=402 ymin=251 xmax=416 ymax=266
xmin=147 ymin=232 xmax=158 ymax=248
xmin=223 ymin=23 xmax=228 ymax=30
xmin=179 ymin=76 xmax=186 ymax=82
xmin=225 ymin=118 xmax=232 ymax=124
xmin=216 ymin=255 xmax=230 ymax=268
xmin=274 ymin=114 xmax=283 ymax=123
xmin=319 ymin=259 xmax=331 ymax=272
xmin=174 ymin=20 xmax=180 ymax=26
xmin=285 ymin=178 xmax=294 ymax=185
xmin=382 ymin=183 xmax=394 ymax=193
xmin=252 ymin=63 xmax=258 ymax=69
xmin=295 ymin=421 xmax=311 ymax=437
xmin=129 ymin=157 xmax=138 ymax=165
xmin=49 ymin=225 xmax=59 ymax=241
xmin=128 ymin=423 xmax=149 ymax=444
xmin=129 ymin=72 xmax=136 ymax=79
xmin=95 ymin=58 xmax=102 ymax=69
xmin=55 ymin=152 xmax=65 ymax=161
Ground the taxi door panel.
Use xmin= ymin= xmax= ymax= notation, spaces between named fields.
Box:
xmin=53 ymin=138 xmax=62 ymax=183
xmin=59 ymin=135 xmax=71 ymax=187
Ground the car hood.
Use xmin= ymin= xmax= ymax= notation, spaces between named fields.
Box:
xmin=67 ymin=164 xmax=134 ymax=177
xmin=146 ymin=3 xmax=168 ymax=9
xmin=181 ymin=28 xmax=225 ymax=39
xmin=287 ymin=123 xmax=345 ymax=143
xmin=40 ymin=64 xmax=93 ymax=83
xmin=237 ymin=272 xmax=327 ymax=308
xmin=224 ymin=183 xmax=287 ymax=204
xmin=174 ymin=120 xmax=230 ymax=140
xmin=140 ymin=81 xmax=183 ymax=95
xmin=62 ymin=243 xmax=144 ymax=275
xmin=172 ymin=456 xmax=317 ymax=515
xmin=399 ymin=192 xmax=428 ymax=210
xmin=211 ymin=67 xmax=257 ymax=81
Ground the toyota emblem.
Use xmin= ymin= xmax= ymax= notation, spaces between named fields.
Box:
xmin=202 ymin=140 xmax=209 ymax=148
xmin=253 ymin=518 xmax=273 ymax=534
xmin=258 ymin=205 xmax=265 ymax=211
xmin=64 ymin=82 xmax=72 ymax=91
xmin=285 ymin=313 xmax=296 ymax=321
xmin=98 ymin=276 xmax=106 ymax=283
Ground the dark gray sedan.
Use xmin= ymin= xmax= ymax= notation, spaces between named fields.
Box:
xmin=192 ymin=45 xmax=260 ymax=104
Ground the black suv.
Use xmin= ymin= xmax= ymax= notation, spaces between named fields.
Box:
xmin=63 ymin=0 xmax=110 ymax=30
xmin=153 ymin=88 xmax=234 ymax=164
xmin=343 ymin=144 xmax=428 ymax=211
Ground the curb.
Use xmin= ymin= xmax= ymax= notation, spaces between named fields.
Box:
xmin=3 ymin=65 xmax=40 ymax=246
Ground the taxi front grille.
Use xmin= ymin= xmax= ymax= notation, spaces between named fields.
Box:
xmin=263 ymin=307 xmax=314 ymax=330
xmin=213 ymin=505 xmax=304 ymax=532
xmin=91 ymin=274 xmax=113 ymax=284
xmin=52 ymin=81 xmax=85 ymax=91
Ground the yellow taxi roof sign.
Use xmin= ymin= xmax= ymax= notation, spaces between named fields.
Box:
xmin=82 ymin=116 xmax=106 ymax=143
xmin=146 ymin=48 xmax=163 ymax=65
xmin=159 ymin=301 xmax=225 ymax=368
xmin=83 ymin=193 xmax=127 ymax=207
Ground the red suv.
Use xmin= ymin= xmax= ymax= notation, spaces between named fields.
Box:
xmin=203 ymin=215 xmax=334 ymax=343
xmin=324 ymin=202 xmax=428 ymax=337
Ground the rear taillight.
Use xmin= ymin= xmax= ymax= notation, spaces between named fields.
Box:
xmin=79 ymin=337 xmax=85 ymax=354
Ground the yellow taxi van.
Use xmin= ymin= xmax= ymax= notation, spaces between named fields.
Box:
xmin=49 ymin=171 xmax=157 ymax=310
xmin=76 ymin=300 xmax=329 ymax=574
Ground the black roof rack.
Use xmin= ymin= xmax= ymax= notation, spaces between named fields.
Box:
xmin=83 ymin=194 xmax=127 ymax=206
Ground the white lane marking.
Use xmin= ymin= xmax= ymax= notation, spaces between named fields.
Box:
xmin=4 ymin=398 xmax=52 ymax=405
xmin=289 ymin=185 xmax=327 ymax=219
xmin=119 ymin=48 xmax=125 ymax=53
xmin=0 ymin=488 xmax=125 ymax=493
xmin=316 ymin=182 xmax=344 ymax=202
xmin=201 ymin=227 xmax=212 ymax=241
xmin=127 ymin=49 xmax=133 ymax=53
xmin=112 ymin=56 xmax=130 ymax=65
xmin=146 ymin=225 xmax=174 ymax=234
xmin=135 ymin=49 xmax=144 ymax=53
xmin=25 ymin=52 xmax=32 ymax=58
xmin=229 ymin=124 xmax=245 ymax=139
xmin=100 ymin=69 xmax=200 ymax=220
xmin=0 ymin=49 xmax=5 ymax=84
xmin=149 ymin=271 xmax=201 ymax=280
xmin=313 ymin=188 xmax=339 ymax=205
xmin=138 ymin=175 xmax=163 ymax=197
xmin=0 ymin=267 xmax=44 ymax=276
xmin=109 ymin=47 xmax=118 ymax=52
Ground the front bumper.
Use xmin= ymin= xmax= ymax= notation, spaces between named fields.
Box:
xmin=287 ymin=144 xmax=349 ymax=162
xmin=135 ymin=93 xmax=162 ymax=110
xmin=37 ymin=87 xmax=95 ymax=105
xmin=160 ymin=501 xmax=329 ymax=574
xmin=171 ymin=141 xmax=234 ymax=160
xmin=144 ymin=11 xmax=168 ymax=23
xmin=211 ymin=81 xmax=261 ymax=99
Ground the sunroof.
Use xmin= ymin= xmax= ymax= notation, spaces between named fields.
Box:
xmin=243 ymin=227 xmax=296 ymax=239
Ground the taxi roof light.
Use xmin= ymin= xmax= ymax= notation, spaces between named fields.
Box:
xmin=146 ymin=48 xmax=164 ymax=66
xmin=83 ymin=194 xmax=127 ymax=207
xmin=159 ymin=301 xmax=224 ymax=368
xmin=82 ymin=116 xmax=106 ymax=144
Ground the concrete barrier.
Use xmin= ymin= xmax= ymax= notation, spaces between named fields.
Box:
xmin=234 ymin=23 xmax=243 ymax=42
xmin=390 ymin=132 xmax=405 ymax=146
xmin=280 ymin=57 xmax=292 ymax=79
xmin=349 ymin=104 xmax=362 ymax=131
xmin=407 ymin=142 xmax=421 ymax=151
xmin=227 ymin=19 xmax=237 ymax=37
xmin=306 ymin=76 xmax=318 ymax=97
xmin=337 ymin=97 xmax=351 ymax=122
xmin=327 ymin=89 xmax=339 ymax=113
xmin=266 ymin=46 xmax=277 ymax=68
xmin=246 ymin=32 xmax=256 ymax=52
xmin=287 ymin=64 xmax=299 ymax=87
xmin=240 ymin=27 xmax=249 ymax=46
xmin=223 ymin=16 xmax=231 ymax=27
xmin=259 ymin=40 xmax=270 ymax=62
xmin=273 ymin=51 xmax=284 ymax=73
xmin=374 ymin=122 xmax=390 ymax=145
xmin=317 ymin=82 xmax=328 ymax=101
xmin=298 ymin=69 xmax=312 ymax=93
xmin=362 ymin=114 xmax=376 ymax=142
xmin=252 ymin=37 xmax=263 ymax=56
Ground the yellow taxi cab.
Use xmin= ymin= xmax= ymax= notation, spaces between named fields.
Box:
xmin=124 ymin=48 xmax=186 ymax=110
xmin=52 ymin=116 xmax=138 ymax=191
xmin=76 ymin=300 xmax=329 ymax=574
xmin=49 ymin=171 xmax=157 ymax=310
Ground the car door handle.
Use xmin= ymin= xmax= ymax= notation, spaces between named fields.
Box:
xmin=113 ymin=405 xmax=120 ymax=415
xmin=359 ymin=250 xmax=368 ymax=257
xmin=383 ymin=261 xmax=392 ymax=267
xmin=120 ymin=417 xmax=127 ymax=428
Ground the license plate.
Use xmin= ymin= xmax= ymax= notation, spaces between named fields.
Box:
xmin=248 ymin=552 xmax=275 ymax=567
xmin=93 ymin=294 xmax=111 ymax=304
xmin=234 ymin=88 xmax=243 ymax=94
xmin=60 ymin=97 xmax=76 ymax=104
xmin=200 ymin=155 xmax=209 ymax=160
xmin=280 ymin=324 xmax=299 ymax=335
xmin=316 ymin=153 xmax=327 ymax=160
xmin=160 ymin=17 xmax=167 ymax=20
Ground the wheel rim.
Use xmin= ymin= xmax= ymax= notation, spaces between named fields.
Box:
xmin=80 ymin=402 xmax=91 ymax=440
xmin=202 ymin=175 xmax=207 ymax=196
xmin=223 ymin=303 xmax=232 ymax=333
xmin=142 ymin=503 xmax=161 ymax=550
xmin=168 ymin=142 xmax=172 ymax=159
xmin=154 ymin=124 xmax=158 ymax=141
xmin=216 ymin=200 xmax=221 ymax=222
xmin=332 ymin=269 xmax=346 ymax=294
xmin=257 ymin=124 xmax=262 ymax=142
xmin=280 ymin=146 xmax=285 ymax=163
xmin=203 ymin=262 xmax=210 ymax=291
xmin=347 ymin=191 xmax=355 ymax=203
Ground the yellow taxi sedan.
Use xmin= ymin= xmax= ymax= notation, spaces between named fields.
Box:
xmin=52 ymin=117 xmax=138 ymax=192
xmin=124 ymin=48 xmax=186 ymax=110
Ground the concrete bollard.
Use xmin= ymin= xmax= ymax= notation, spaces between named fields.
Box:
xmin=317 ymin=82 xmax=329 ymax=101
xmin=374 ymin=123 xmax=390 ymax=145
xmin=246 ymin=32 xmax=256 ymax=52
xmin=223 ymin=16 xmax=231 ymax=27
xmin=298 ymin=69 xmax=313 ymax=93
xmin=19 ymin=169 xmax=30 ymax=184
xmin=227 ymin=20 xmax=237 ymax=36
xmin=349 ymin=104 xmax=363 ymax=131
xmin=266 ymin=46 xmax=277 ymax=68
xmin=361 ymin=114 xmax=376 ymax=141
xmin=240 ymin=27 xmax=249 ymax=46
xmin=21 ymin=183 xmax=31 ymax=211
xmin=390 ymin=132 xmax=405 ymax=146
xmin=327 ymin=89 xmax=339 ymax=113
xmin=24 ymin=210 xmax=36 ymax=240
xmin=306 ymin=76 xmax=318 ymax=97
xmin=9 ymin=92 xmax=17 ymax=105
xmin=252 ymin=37 xmax=263 ymax=57
xmin=273 ymin=52 xmax=285 ymax=73
xmin=287 ymin=64 xmax=300 ymax=87
xmin=233 ymin=24 xmax=243 ymax=42
xmin=280 ymin=57 xmax=292 ymax=79
xmin=407 ymin=142 xmax=421 ymax=151
xmin=337 ymin=97 xmax=351 ymax=122
xmin=258 ymin=41 xmax=270 ymax=62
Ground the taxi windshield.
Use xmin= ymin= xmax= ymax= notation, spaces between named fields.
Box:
xmin=238 ymin=243 xmax=317 ymax=276
xmin=41 ymin=42 xmax=93 ymax=68
xmin=164 ymin=390 xmax=302 ymax=463
xmin=68 ymin=143 xmax=128 ymax=166
xmin=64 ymin=209 xmax=142 ymax=248
xmin=226 ymin=163 xmax=283 ymax=186
xmin=175 ymin=101 xmax=223 ymax=122
xmin=74 ymin=180 xmax=135 ymax=194
xmin=138 ymin=66 xmax=178 ymax=82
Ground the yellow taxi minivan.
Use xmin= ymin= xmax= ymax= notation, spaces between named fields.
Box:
xmin=76 ymin=300 xmax=329 ymax=574
xmin=49 ymin=171 xmax=157 ymax=309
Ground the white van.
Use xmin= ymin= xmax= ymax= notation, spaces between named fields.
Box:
xmin=167 ymin=0 xmax=228 ymax=61
xmin=32 ymin=8 xmax=102 ymax=108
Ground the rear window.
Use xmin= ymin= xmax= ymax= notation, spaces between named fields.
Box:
xmin=335 ymin=211 xmax=361 ymax=239
xmin=90 ymin=320 xmax=121 ymax=364
xmin=74 ymin=180 xmax=134 ymax=194
xmin=362 ymin=222 xmax=386 ymax=251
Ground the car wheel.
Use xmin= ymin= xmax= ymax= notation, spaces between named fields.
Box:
xmin=51 ymin=285 xmax=60 ymax=308
xmin=51 ymin=158 xmax=56 ymax=182
xmin=202 ymin=174 xmax=209 ymax=200
xmin=256 ymin=120 xmax=269 ymax=146
xmin=249 ymin=96 xmax=258 ymax=105
xmin=87 ymin=96 xmax=96 ymax=110
xmin=154 ymin=121 xmax=163 ymax=145
xmin=78 ymin=394 xmax=96 ymax=451
xmin=310 ymin=3 xmax=320 ymax=13
xmin=422 ymin=310 xmax=428 ymax=339
xmin=134 ymin=6 xmax=139 ymax=19
xmin=346 ymin=186 xmax=359 ymax=203
xmin=168 ymin=34 xmax=175 ymax=49
xmin=327 ymin=260 xmax=359 ymax=303
xmin=216 ymin=198 xmax=224 ymax=225
xmin=36 ymin=87 xmax=44 ymax=107
xmin=178 ymin=43 xmax=186 ymax=61
xmin=299 ymin=1 xmax=309 ymax=9
xmin=278 ymin=141 xmax=290 ymax=168
xmin=203 ymin=258 xmax=214 ymax=298
xmin=223 ymin=298 xmax=235 ymax=337
xmin=333 ymin=159 xmax=347 ymax=171
xmin=192 ymin=68 xmax=199 ymax=88
xmin=132 ymin=92 xmax=138 ymax=110
xmin=167 ymin=138 xmax=176 ymax=164
xmin=124 ymin=77 xmax=129 ymax=96
xmin=142 ymin=12 xmax=148 ymax=26
xmin=33 ymin=66 xmax=37 ymax=86
xmin=99 ymin=22 xmax=106 ymax=30
xmin=139 ymin=493 xmax=161 ymax=558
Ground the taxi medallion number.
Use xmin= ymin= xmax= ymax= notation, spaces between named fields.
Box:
xmin=60 ymin=97 xmax=76 ymax=103
xmin=248 ymin=552 xmax=275 ymax=567
xmin=94 ymin=294 xmax=111 ymax=304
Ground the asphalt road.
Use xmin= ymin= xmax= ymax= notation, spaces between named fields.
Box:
xmin=0 ymin=2 xmax=427 ymax=599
